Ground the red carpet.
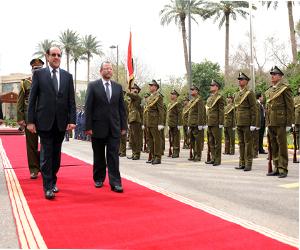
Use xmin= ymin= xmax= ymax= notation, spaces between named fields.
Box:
xmin=1 ymin=135 xmax=298 ymax=249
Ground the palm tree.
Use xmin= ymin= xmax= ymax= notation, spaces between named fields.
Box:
xmin=70 ymin=45 xmax=87 ymax=99
xmin=204 ymin=1 xmax=256 ymax=85
xmin=33 ymin=39 xmax=56 ymax=67
xmin=159 ymin=0 xmax=210 ymax=77
xmin=81 ymin=34 xmax=103 ymax=82
xmin=59 ymin=29 xmax=80 ymax=72
xmin=262 ymin=1 xmax=299 ymax=64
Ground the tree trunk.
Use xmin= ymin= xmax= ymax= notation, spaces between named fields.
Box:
xmin=287 ymin=1 xmax=297 ymax=64
xmin=45 ymin=55 xmax=48 ymax=67
xmin=225 ymin=13 xmax=230 ymax=85
xmin=74 ymin=60 xmax=77 ymax=102
xmin=181 ymin=17 xmax=189 ymax=77
xmin=87 ymin=54 xmax=90 ymax=83
xmin=67 ymin=51 xmax=70 ymax=72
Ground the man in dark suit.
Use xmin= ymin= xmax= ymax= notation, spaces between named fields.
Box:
xmin=257 ymin=93 xmax=267 ymax=154
xmin=27 ymin=46 xmax=76 ymax=199
xmin=84 ymin=61 xmax=126 ymax=193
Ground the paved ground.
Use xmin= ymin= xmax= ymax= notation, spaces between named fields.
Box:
xmin=0 ymin=137 xmax=299 ymax=248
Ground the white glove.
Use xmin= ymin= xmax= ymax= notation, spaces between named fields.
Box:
xmin=232 ymin=127 xmax=236 ymax=131
xmin=128 ymin=124 xmax=130 ymax=130
xmin=256 ymin=127 xmax=260 ymax=130
xmin=266 ymin=127 xmax=268 ymax=134
xmin=198 ymin=126 xmax=203 ymax=130
xmin=177 ymin=126 xmax=181 ymax=130
xmin=158 ymin=125 xmax=164 ymax=131
xmin=167 ymin=126 xmax=170 ymax=131
xmin=292 ymin=124 xmax=295 ymax=128
xmin=203 ymin=125 xmax=207 ymax=129
xmin=188 ymin=127 xmax=190 ymax=133
xmin=219 ymin=125 xmax=223 ymax=129
xmin=250 ymin=126 xmax=256 ymax=131
xmin=286 ymin=126 xmax=291 ymax=132
xmin=141 ymin=125 xmax=145 ymax=130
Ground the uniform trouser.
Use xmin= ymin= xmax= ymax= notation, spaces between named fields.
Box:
xmin=24 ymin=126 xmax=40 ymax=174
xmin=74 ymin=125 xmax=79 ymax=139
xmin=161 ymin=128 xmax=165 ymax=154
xmin=252 ymin=129 xmax=259 ymax=155
xmin=183 ymin=125 xmax=190 ymax=147
xmin=140 ymin=126 xmax=143 ymax=151
xmin=128 ymin=129 xmax=132 ymax=148
xmin=259 ymin=126 xmax=265 ymax=153
xmin=208 ymin=126 xmax=222 ymax=163
xmin=65 ymin=130 xmax=69 ymax=141
xmin=237 ymin=126 xmax=253 ymax=168
xmin=268 ymin=126 xmax=288 ymax=175
xmin=170 ymin=127 xmax=180 ymax=156
xmin=224 ymin=127 xmax=235 ymax=154
xmin=119 ymin=132 xmax=127 ymax=155
xmin=147 ymin=127 xmax=162 ymax=162
xmin=190 ymin=127 xmax=203 ymax=160
xmin=129 ymin=122 xmax=141 ymax=158
xmin=78 ymin=124 xmax=83 ymax=139
xmin=295 ymin=124 xmax=299 ymax=149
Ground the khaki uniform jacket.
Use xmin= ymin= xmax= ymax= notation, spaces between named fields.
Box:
xmin=187 ymin=95 xmax=205 ymax=127
xmin=294 ymin=95 xmax=300 ymax=125
xmin=206 ymin=92 xmax=224 ymax=126
xmin=17 ymin=77 xmax=32 ymax=123
xmin=265 ymin=82 xmax=294 ymax=127
xmin=167 ymin=99 xmax=183 ymax=127
xmin=163 ymin=103 xmax=167 ymax=126
xmin=145 ymin=92 xmax=164 ymax=127
xmin=182 ymin=105 xmax=189 ymax=126
xmin=234 ymin=88 xmax=257 ymax=127
xmin=255 ymin=101 xmax=261 ymax=128
xmin=224 ymin=103 xmax=235 ymax=128
xmin=124 ymin=99 xmax=129 ymax=123
xmin=126 ymin=92 xmax=142 ymax=124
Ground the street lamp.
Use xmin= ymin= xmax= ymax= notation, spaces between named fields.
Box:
xmin=110 ymin=45 xmax=119 ymax=82
xmin=157 ymin=79 xmax=161 ymax=91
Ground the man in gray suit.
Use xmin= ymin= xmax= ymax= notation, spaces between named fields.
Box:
xmin=85 ymin=61 xmax=127 ymax=193
xmin=27 ymin=46 xmax=76 ymax=199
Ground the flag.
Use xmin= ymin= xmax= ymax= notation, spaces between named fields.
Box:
xmin=127 ymin=31 xmax=135 ymax=90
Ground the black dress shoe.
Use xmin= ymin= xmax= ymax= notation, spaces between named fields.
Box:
xmin=229 ymin=153 xmax=234 ymax=155
xmin=278 ymin=173 xmax=287 ymax=178
xmin=132 ymin=157 xmax=140 ymax=160
xmin=213 ymin=162 xmax=220 ymax=166
xmin=146 ymin=160 xmax=153 ymax=164
xmin=205 ymin=161 xmax=214 ymax=164
xmin=259 ymin=151 xmax=268 ymax=154
xmin=293 ymin=160 xmax=299 ymax=163
xmin=45 ymin=190 xmax=55 ymax=199
xmin=188 ymin=158 xmax=194 ymax=161
xmin=30 ymin=173 xmax=37 ymax=179
xmin=111 ymin=186 xmax=123 ymax=193
xmin=223 ymin=152 xmax=229 ymax=155
xmin=127 ymin=156 xmax=133 ymax=159
xmin=235 ymin=166 xmax=245 ymax=169
xmin=244 ymin=167 xmax=251 ymax=171
xmin=119 ymin=154 xmax=126 ymax=157
xmin=152 ymin=161 xmax=161 ymax=165
xmin=193 ymin=159 xmax=200 ymax=162
xmin=172 ymin=155 xmax=179 ymax=158
xmin=253 ymin=155 xmax=258 ymax=158
xmin=266 ymin=171 xmax=279 ymax=176
xmin=95 ymin=181 xmax=103 ymax=188
xmin=52 ymin=185 xmax=59 ymax=193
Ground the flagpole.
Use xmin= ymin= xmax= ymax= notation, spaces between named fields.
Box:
xmin=188 ymin=0 xmax=192 ymax=99
xmin=249 ymin=1 xmax=255 ymax=92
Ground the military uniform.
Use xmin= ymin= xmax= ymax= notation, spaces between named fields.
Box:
xmin=205 ymin=80 xmax=224 ymax=165
xmin=16 ymin=58 xmax=43 ymax=178
xmin=187 ymin=86 xmax=205 ymax=161
xmin=294 ymin=94 xmax=300 ymax=150
xmin=266 ymin=67 xmax=293 ymax=177
xmin=142 ymin=94 xmax=150 ymax=153
xmin=224 ymin=94 xmax=235 ymax=155
xmin=145 ymin=80 xmax=164 ymax=164
xmin=167 ymin=90 xmax=183 ymax=157
xmin=119 ymin=93 xmax=129 ymax=156
xmin=234 ymin=73 xmax=257 ymax=171
xmin=75 ymin=105 xmax=81 ymax=139
xmin=252 ymin=101 xmax=261 ymax=157
xmin=182 ymin=97 xmax=190 ymax=149
xmin=127 ymin=85 xmax=142 ymax=159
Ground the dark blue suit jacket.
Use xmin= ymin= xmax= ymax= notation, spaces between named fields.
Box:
xmin=27 ymin=67 xmax=76 ymax=132
xmin=84 ymin=79 xmax=126 ymax=138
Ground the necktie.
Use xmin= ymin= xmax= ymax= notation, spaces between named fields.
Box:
xmin=261 ymin=103 xmax=266 ymax=112
xmin=105 ymin=82 xmax=110 ymax=102
xmin=52 ymin=69 xmax=58 ymax=94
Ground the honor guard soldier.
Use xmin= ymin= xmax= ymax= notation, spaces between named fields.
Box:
xmin=145 ymin=80 xmax=164 ymax=164
xmin=182 ymin=97 xmax=190 ymax=149
xmin=126 ymin=84 xmax=142 ymax=160
xmin=293 ymin=84 xmax=300 ymax=162
xmin=75 ymin=105 xmax=82 ymax=139
xmin=234 ymin=72 xmax=257 ymax=172
xmin=119 ymin=90 xmax=129 ymax=157
xmin=167 ymin=89 xmax=183 ymax=158
xmin=160 ymin=92 xmax=167 ymax=155
xmin=252 ymin=96 xmax=261 ymax=158
xmin=142 ymin=93 xmax=150 ymax=153
xmin=223 ymin=93 xmax=235 ymax=155
xmin=187 ymin=85 xmax=205 ymax=162
xmin=266 ymin=66 xmax=294 ymax=178
xmin=80 ymin=105 xmax=85 ymax=140
xmin=205 ymin=80 xmax=224 ymax=166
xmin=17 ymin=58 xmax=44 ymax=179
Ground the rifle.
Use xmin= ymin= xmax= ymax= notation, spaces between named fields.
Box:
xmin=267 ymin=129 xmax=272 ymax=173
xmin=168 ymin=130 xmax=173 ymax=156
xmin=293 ymin=129 xmax=297 ymax=163
xmin=207 ymin=130 xmax=211 ymax=162
xmin=224 ymin=141 xmax=227 ymax=154
xmin=143 ymin=130 xmax=147 ymax=152
xmin=148 ymin=150 xmax=152 ymax=162
xmin=189 ymin=129 xmax=193 ymax=159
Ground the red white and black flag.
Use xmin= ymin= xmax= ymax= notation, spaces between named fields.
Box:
xmin=127 ymin=30 xmax=135 ymax=90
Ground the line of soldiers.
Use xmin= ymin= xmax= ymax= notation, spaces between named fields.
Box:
xmin=74 ymin=104 xmax=90 ymax=141
xmin=120 ymin=66 xmax=298 ymax=178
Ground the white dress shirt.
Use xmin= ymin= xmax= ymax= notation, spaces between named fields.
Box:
xmin=49 ymin=65 xmax=60 ymax=91
xmin=102 ymin=78 xmax=112 ymax=99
